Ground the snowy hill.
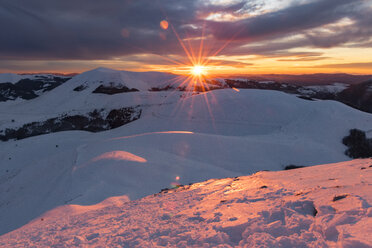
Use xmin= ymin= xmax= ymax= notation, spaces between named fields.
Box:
xmin=65 ymin=67 xmax=181 ymax=92
xmin=0 ymin=68 xmax=184 ymax=134
xmin=224 ymin=78 xmax=372 ymax=114
xmin=0 ymin=86 xmax=372 ymax=235
xmin=1 ymin=159 xmax=371 ymax=247
xmin=0 ymin=73 xmax=24 ymax=84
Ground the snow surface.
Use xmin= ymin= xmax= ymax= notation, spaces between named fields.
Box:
xmin=0 ymin=68 xmax=183 ymax=128
xmin=1 ymin=159 xmax=371 ymax=247
xmin=0 ymin=87 xmax=372 ymax=236
xmin=1 ymin=68 xmax=372 ymax=240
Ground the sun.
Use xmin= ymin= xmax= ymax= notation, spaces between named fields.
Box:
xmin=191 ymin=65 xmax=206 ymax=76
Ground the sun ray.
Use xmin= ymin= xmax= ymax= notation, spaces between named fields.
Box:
xmin=134 ymin=17 xmax=242 ymax=131
xmin=170 ymin=23 xmax=197 ymax=66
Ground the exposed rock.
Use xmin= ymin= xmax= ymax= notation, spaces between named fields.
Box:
xmin=0 ymin=76 xmax=70 ymax=102
xmin=343 ymin=129 xmax=372 ymax=158
xmin=92 ymin=84 xmax=139 ymax=95
xmin=0 ymin=107 xmax=142 ymax=141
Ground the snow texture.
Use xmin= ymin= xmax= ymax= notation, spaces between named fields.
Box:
xmin=1 ymin=68 xmax=372 ymax=246
xmin=0 ymin=86 xmax=372 ymax=236
xmin=0 ymin=159 xmax=371 ymax=247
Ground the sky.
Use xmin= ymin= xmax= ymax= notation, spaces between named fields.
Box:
xmin=0 ymin=0 xmax=372 ymax=75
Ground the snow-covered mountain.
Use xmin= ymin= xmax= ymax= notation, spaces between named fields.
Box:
xmin=0 ymin=73 xmax=71 ymax=102
xmin=0 ymin=68 xmax=371 ymax=242
xmin=0 ymin=68 xmax=228 ymax=141
xmin=0 ymin=68 xmax=183 ymax=138
xmin=65 ymin=67 xmax=182 ymax=92
xmin=1 ymin=159 xmax=371 ymax=247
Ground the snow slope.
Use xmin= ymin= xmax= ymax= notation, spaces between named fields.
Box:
xmin=1 ymin=159 xmax=371 ymax=247
xmin=0 ymin=88 xmax=372 ymax=236
xmin=0 ymin=68 xmax=183 ymax=129
xmin=0 ymin=73 xmax=23 ymax=84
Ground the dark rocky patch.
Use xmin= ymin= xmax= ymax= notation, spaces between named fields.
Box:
xmin=284 ymin=165 xmax=305 ymax=170
xmin=297 ymin=96 xmax=315 ymax=101
xmin=159 ymin=188 xmax=170 ymax=194
xmin=187 ymin=216 xmax=205 ymax=222
xmin=0 ymin=107 xmax=141 ymax=141
xmin=312 ymin=206 xmax=318 ymax=217
xmin=0 ymin=76 xmax=70 ymax=102
xmin=92 ymin=84 xmax=139 ymax=95
xmin=332 ymin=194 xmax=348 ymax=202
xmin=337 ymin=80 xmax=372 ymax=113
xmin=73 ymin=85 xmax=88 ymax=91
xmin=342 ymin=129 xmax=372 ymax=158
xmin=149 ymin=85 xmax=175 ymax=91
xmin=233 ymin=176 xmax=240 ymax=181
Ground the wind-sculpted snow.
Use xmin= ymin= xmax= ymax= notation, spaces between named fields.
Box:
xmin=1 ymin=159 xmax=371 ymax=247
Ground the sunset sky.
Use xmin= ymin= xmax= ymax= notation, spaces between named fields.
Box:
xmin=1 ymin=0 xmax=372 ymax=75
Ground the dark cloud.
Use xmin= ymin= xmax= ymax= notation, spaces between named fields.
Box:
xmin=0 ymin=0 xmax=201 ymax=60
xmin=208 ymin=0 xmax=372 ymax=55
xmin=209 ymin=0 xmax=364 ymax=40
xmin=0 ymin=0 xmax=371 ymax=63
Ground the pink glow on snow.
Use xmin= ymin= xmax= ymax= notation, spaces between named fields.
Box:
xmin=1 ymin=159 xmax=372 ymax=247
xmin=92 ymin=151 xmax=147 ymax=163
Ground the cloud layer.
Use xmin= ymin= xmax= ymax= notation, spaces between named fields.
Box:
xmin=0 ymin=0 xmax=371 ymax=72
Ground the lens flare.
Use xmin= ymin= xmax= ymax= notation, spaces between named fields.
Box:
xmin=160 ymin=20 xmax=169 ymax=30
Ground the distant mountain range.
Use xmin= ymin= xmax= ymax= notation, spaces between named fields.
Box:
xmin=0 ymin=74 xmax=71 ymax=101
xmin=224 ymin=78 xmax=372 ymax=114
xmin=221 ymin=73 xmax=372 ymax=85
xmin=2 ymin=69 xmax=370 ymax=113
